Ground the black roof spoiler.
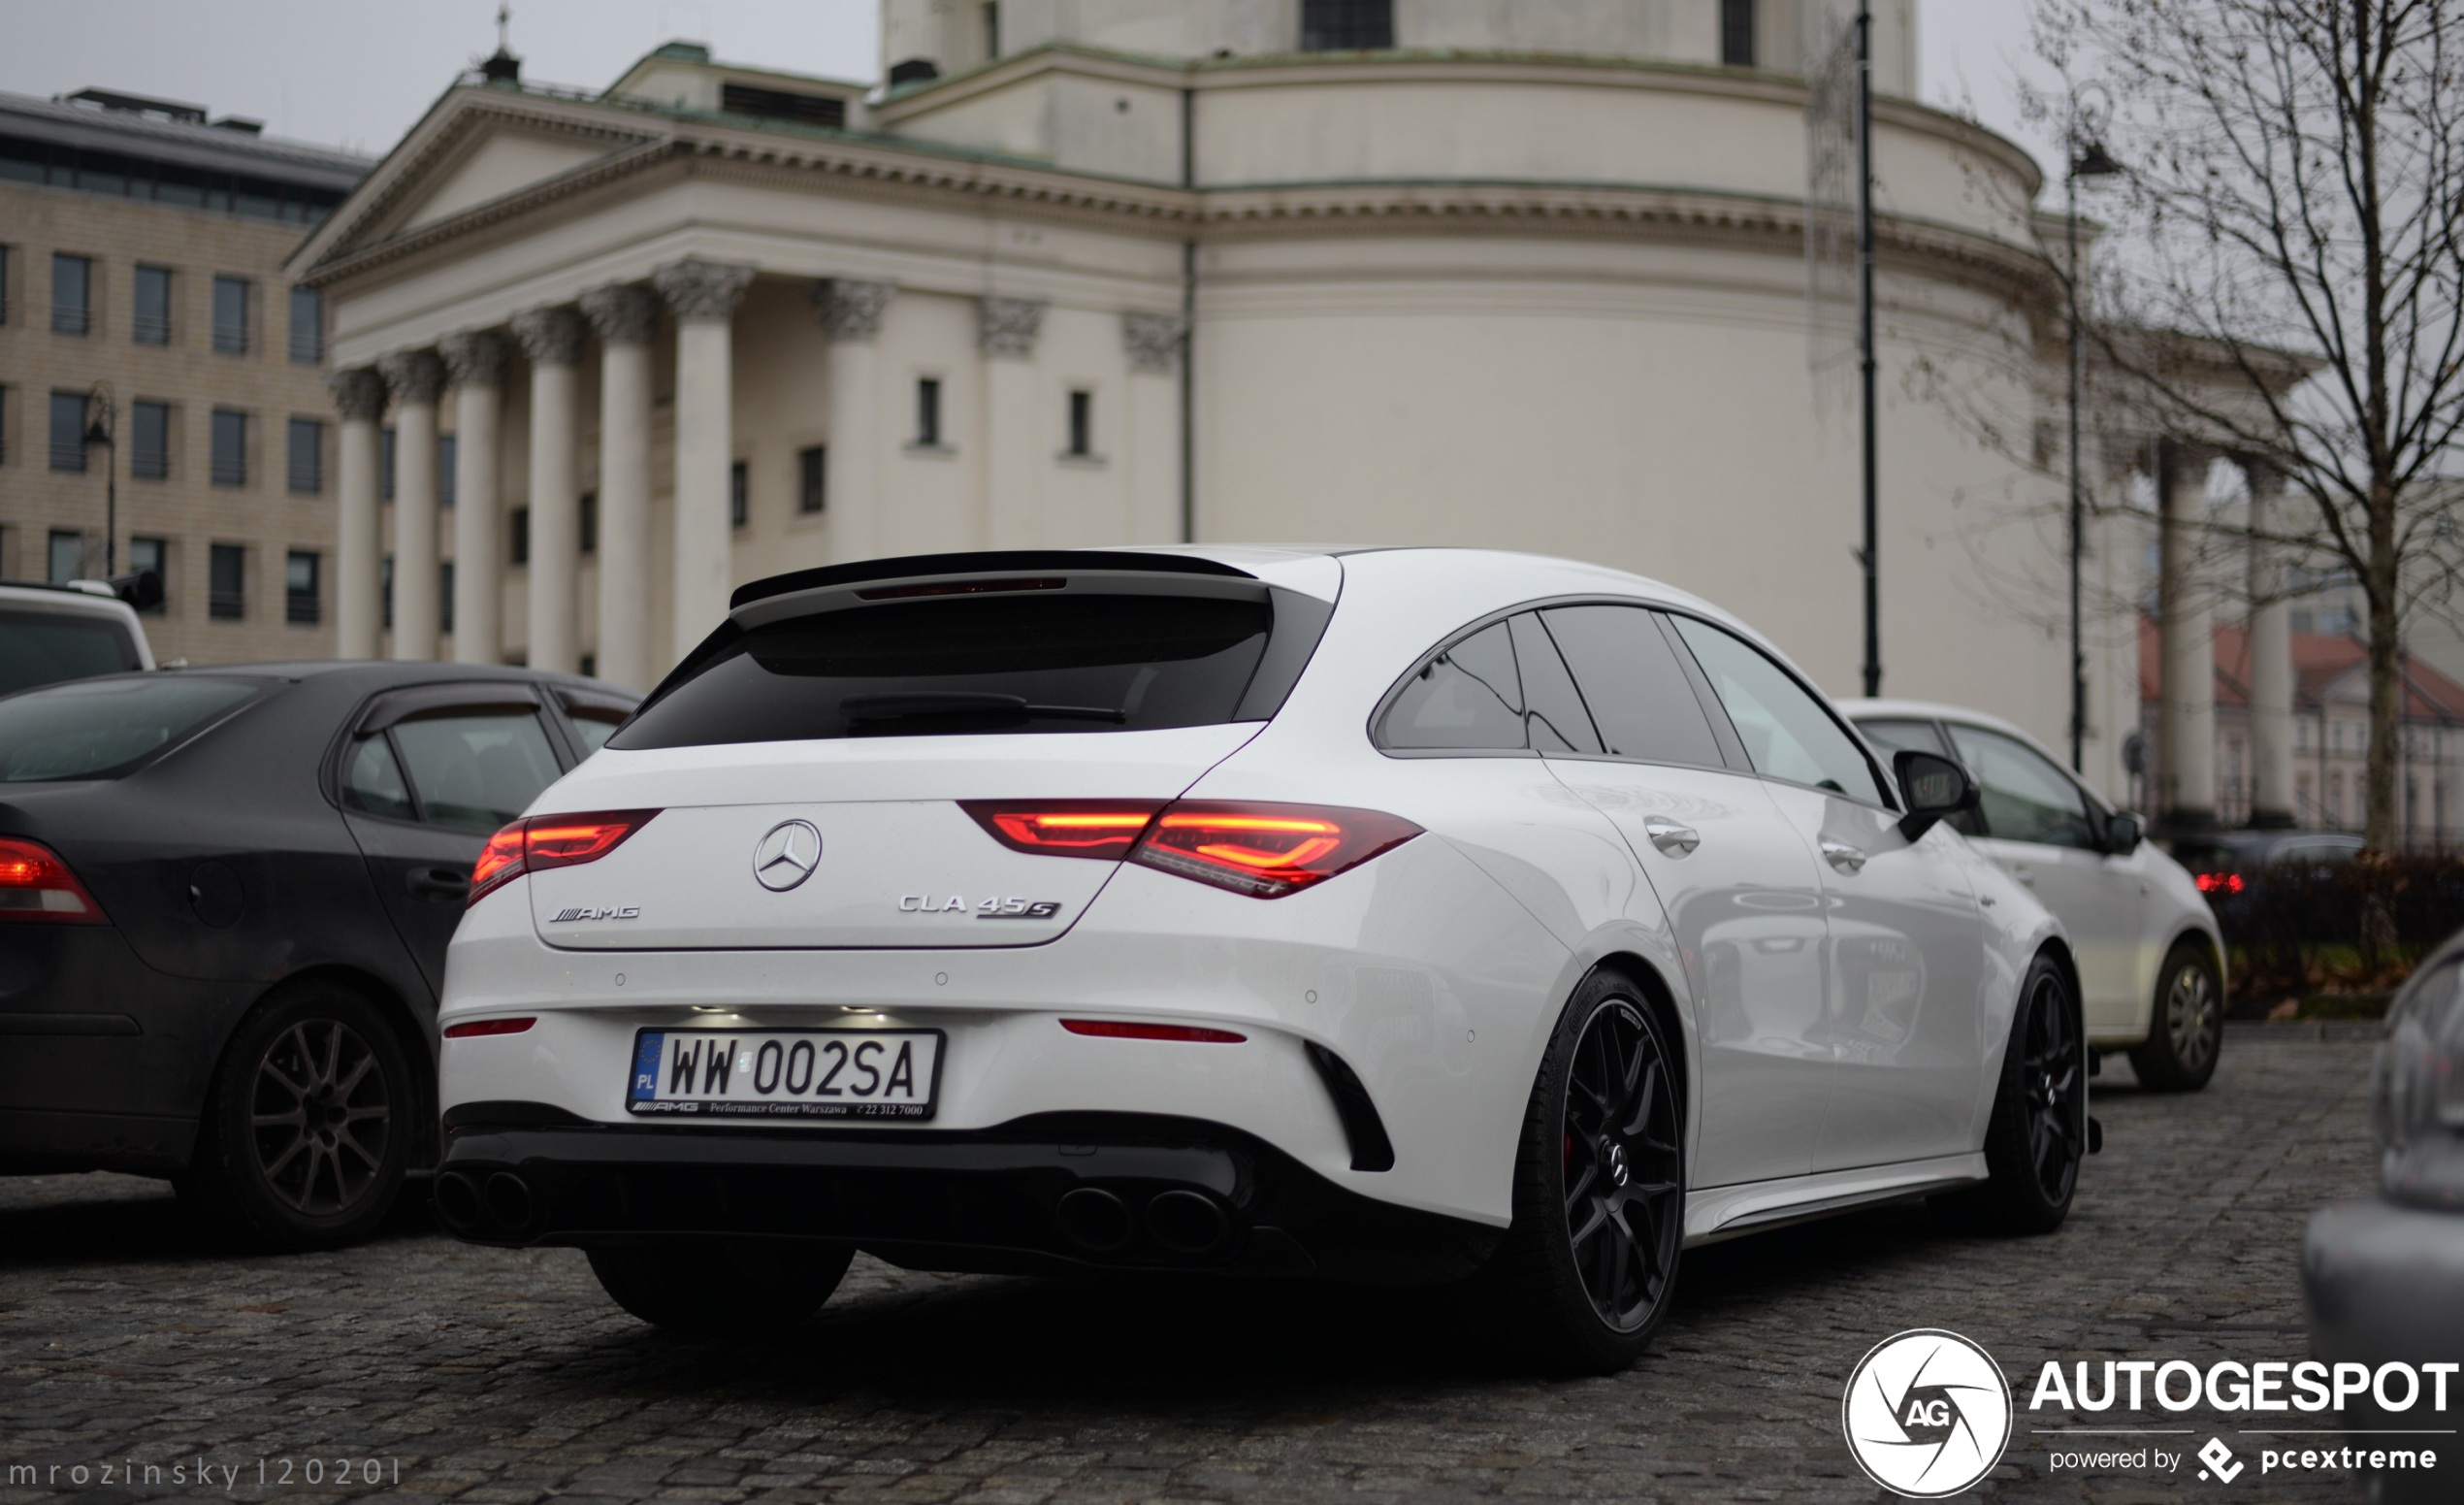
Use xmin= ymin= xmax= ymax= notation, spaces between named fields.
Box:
xmin=729 ymin=550 xmax=1254 ymax=612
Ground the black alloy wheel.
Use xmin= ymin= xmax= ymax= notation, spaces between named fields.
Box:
xmin=2127 ymin=940 xmax=2224 ymax=1092
xmin=1483 ymin=967 xmax=1686 ymax=1374
xmin=1942 ymin=952 xmax=2085 ymax=1235
xmin=178 ymin=985 xmax=414 ymax=1250
xmin=1562 ymin=998 xmax=1684 ymax=1331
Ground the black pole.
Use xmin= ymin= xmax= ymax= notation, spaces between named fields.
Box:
xmin=1856 ymin=3 xmax=1879 ymax=698
xmin=1180 ymin=82 xmax=1197 ymax=545
xmin=2066 ymin=160 xmax=2086 ymax=772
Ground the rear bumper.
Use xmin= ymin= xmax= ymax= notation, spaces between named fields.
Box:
xmin=437 ymin=1104 xmax=1500 ymax=1285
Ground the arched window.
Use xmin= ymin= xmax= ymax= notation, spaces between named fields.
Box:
xmin=1301 ymin=0 xmax=1392 ymax=51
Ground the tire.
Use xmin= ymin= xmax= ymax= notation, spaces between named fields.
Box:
xmin=1479 ymin=967 xmax=1685 ymax=1375
xmin=1944 ymin=951 xmax=2087 ymax=1235
xmin=2127 ymin=939 xmax=2224 ymax=1092
xmin=178 ymin=982 xmax=414 ymax=1251
xmin=586 ymin=1241 xmax=855 ymax=1332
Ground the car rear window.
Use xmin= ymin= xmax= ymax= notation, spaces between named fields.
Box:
xmin=612 ymin=592 xmax=1279 ymax=748
xmin=0 ymin=608 xmax=143 ymax=695
xmin=0 ymin=675 xmax=262 ymax=781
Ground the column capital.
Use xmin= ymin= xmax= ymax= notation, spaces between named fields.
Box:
xmin=978 ymin=296 xmax=1047 ymax=358
xmin=811 ymin=278 xmax=894 ymax=342
xmin=511 ymin=305 xmax=589 ymax=366
xmin=1121 ymin=311 xmax=1187 ymax=373
xmin=655 ymin=258 xmax=757 ymax=323
xmin=580 ymin=283 xmax=661 ymax=345
xmin=438 ymin=329 xmax=510 ymax=387
xmin=377 ymin=348 xmax=447 ymax=406
xmin=330 ymin=366 xmax=388 ymax=422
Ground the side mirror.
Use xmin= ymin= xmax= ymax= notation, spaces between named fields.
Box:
xmin=2104 ymin=811 xmax=2144 ymax=855
xmin=1895 ymin=749 xmax=1977 ymax=841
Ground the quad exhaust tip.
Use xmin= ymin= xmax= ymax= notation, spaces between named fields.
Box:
xmin=1054 ymin=1187 xmax=1133 ymax=1252
xmin=1054 ymin=1186 xmax=1230 ymax=1258
xmin=1144 ymin=1189 xmax=1228 ymax=1254
xmin=434 ymin=1168 xmax=536 ymax=1236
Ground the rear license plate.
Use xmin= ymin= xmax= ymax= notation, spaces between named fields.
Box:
xmin=627 ymin=1029 xmax=942 ymax=1120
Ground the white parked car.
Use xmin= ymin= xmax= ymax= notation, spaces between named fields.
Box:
xmin=436 ymin=547 xmax=2086 ymax=1371
xmin=1845 ymin=701 xmax=2224 ymax=1091
xmin=0 ymin=577 xmax=156 ymax=695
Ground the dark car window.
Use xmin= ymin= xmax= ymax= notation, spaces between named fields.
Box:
xmin=1668 ymin=616 xmax=1885 ymax=804
xmin=1382 ymin=619 xmax=1526 ymax=751
xmin=341 ymin=735 xmax=416 ymax=821
xmin=0 ymin=675 xmax=261 ymax=781
xmin=389 ymin=712 xmax=565 ymax=834
xmin=617 ymin=592 xmax=1277 ymax=749
xmin=1947 ymin=724 xmax=2097 ymax=850
xmin=1508 ymin=613 xmax=1603 ymax=754
xmin=1538 ymin=605 xmax=1722 ymax=768
xmin=0 ymin=608 xmax=144 ymax=695
xmin=566 ymin=709 xmax=624 ymax=753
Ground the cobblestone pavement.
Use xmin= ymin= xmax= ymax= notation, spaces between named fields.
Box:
xmin=0 ymin=1041 xmax=2391 ymax=1503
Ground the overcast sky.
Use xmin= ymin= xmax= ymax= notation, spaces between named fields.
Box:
xmin=0 ymin=1 xmax=2056 ymax=178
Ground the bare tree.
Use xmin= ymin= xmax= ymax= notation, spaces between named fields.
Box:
xmin=2029 ymin=0 xmax=2464 ymax=848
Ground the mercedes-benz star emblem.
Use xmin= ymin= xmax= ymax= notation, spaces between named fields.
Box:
xmin=752 ymin=819 xmax=823 ymax=893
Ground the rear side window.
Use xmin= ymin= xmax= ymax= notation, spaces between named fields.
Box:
xmin=1381 ymin=620 xmax=1525 ymax=750
xmin=370 ymin=712 xmax=565 ymax=834
xmin=0 ymin=608 xmax=143 ymax=695
xmin=1537 ymin=605 xmax=1722 ymax=767
xmin=0 ymin=676 xmax=261 ymax=781
xmin=614 ymin=592 xmax=1278 ymax=748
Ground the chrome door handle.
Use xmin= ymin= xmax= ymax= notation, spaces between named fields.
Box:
xmin=1820 ymin=840 xmax=1867 ymax=874
xmin=1643 ymin=817 xmax=1701 ymax=858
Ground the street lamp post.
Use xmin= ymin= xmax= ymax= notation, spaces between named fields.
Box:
xmin=81 ymin=383 xmax=117 ymax=576
xmin=2065 ymin=101 xmax=2122 ymax=773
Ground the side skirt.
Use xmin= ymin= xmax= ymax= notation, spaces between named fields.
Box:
xmin=1681 ymin=1153 xmax=1989 ymax=1248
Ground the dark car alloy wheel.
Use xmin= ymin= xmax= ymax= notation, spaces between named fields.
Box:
xmin=250 ymin=1018 xmax=394 ymax=1218
xmin=2020 ymin=965 xmax=2084 ymax=1208
xmin=1562 ymin=997 xmax=1683 ymax=1332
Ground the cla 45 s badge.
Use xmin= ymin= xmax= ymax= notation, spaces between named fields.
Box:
xmin=898 ymin=895 xmax=1063 ymax=920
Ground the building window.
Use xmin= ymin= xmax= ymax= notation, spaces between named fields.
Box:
xmin=132 ymin=400 xmax=170 ymax=479
xmin=440 ymin=561 xmax=455 ymax=634
xmin=380 ymin=426 xmax=395 ymax=500
xmin=48 ymin=529 xmax=86 ymax=583
xmin=916 ymin=377 xmax=942 ymax=446
xmin=438 ymin=433 xmax=457 ymax=507
xmin=49 ymin=389 xmax=89 ymax=472
xmin=211 ymin=275 xmax=249 ymax=354
xmin=719 ymin=82 xmax=849 ymax=128
xmin=380 ymin=556 xmax=393 ymax=630
xmin=0 ymin=244 xmax=11 ymax=325
xmin=1066 ymin=389 xmax=1093 ymax=457
xmin=798 ymin=444 xmax=827 ymax=513
xmin=51 ymin=253 xmax=91 ymax=335
xmin=983 ymin=0 xmax=1000 ymax=57
xmin=133 ymin=265 xmax=172 ymax=344
xmin=1721 ymin=0 xmax=1756 ymax=67
xmin=285 ymin=549 xmax=320 ymax=625
xmin=1300 ymin=0 xmax=1392 ymax=51
xmin=209 ymin=543 xmax=245 ymax=619
xmin=287 ymin=416 xmax=324 ymax=495
xmin=730 ymin=461 xmax=749 ymax=529
xmin=288 ymin=285 xmax=322 ymax=363
xmin=579 ymin=492 xmax=597 ymax=554
xmin=128 ymin=536 xmax=167 ymax=610
xmin=211 ymin=409 xmax=247 ymax=486
xmin=509 ymin=507 xmax=529 ymax=566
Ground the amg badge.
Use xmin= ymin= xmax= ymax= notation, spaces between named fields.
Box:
xmin=551 ymin=905 xmax=641 ymax=922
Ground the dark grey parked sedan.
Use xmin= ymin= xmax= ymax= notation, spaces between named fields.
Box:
xmin=0 ymin=662 xmax=634 ymax=1247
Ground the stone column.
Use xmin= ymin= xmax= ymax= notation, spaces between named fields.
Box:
xmin=379 ymin=349 xmax=447 ymax=661
xmin=439 ymin=331 xmax=508 ymax=666
xmin=655 ymin=258 xmax=757 ymax=661
xmin=2244 ymin=460 xmax=2297 ymax=828
xmin=2156 ymin=440 xmax=2218 ymax=830
xmin=331 ymin=368 xmax=387 ymax=660
xmin=1122 ymin=311 xmax=1185 ymax=544
xmin=812 ymin=278 xmax=893 ymax=564
xmin=512 ymin=306 xmax=588 ymax=673
xmin=979 ymin=296 xmax=1047 ymax=548
xmin=580 ymin=284 xmax=661 ymax=691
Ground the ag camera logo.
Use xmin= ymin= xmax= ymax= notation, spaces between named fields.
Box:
xmin=1843 ymin=1328 xmax=2014 ymax=1497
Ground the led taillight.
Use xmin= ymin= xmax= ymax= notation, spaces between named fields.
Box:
xmin=965 ymin=798 xmax=1421 ymax=899
xmin=961 ymin=801 xmax=1162 ymax=860
xmin=443 ymin=1017 xmax=536 ymax=1039
xmin=1060 ymin=1018 xmax=1247 ymax=1044
xmin=0 ymin=837 xmax=107 ymax=925
xmin=468 ymin=809 xmax=660 ymax=907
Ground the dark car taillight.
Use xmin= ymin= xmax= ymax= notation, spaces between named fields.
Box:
xmin=2194 ymin=871 xmax=2245 ymax=895
xmin=0 ymin=836 xmax=108 ymax=924
xmin=470 ymin=810 xmax=660 ymax=906
xmin=963 ymin=799 xmax=1421 ymax=899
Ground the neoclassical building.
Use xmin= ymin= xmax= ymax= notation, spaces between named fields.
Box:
xmin=296 ymin=0 xmax=2157 ymax=787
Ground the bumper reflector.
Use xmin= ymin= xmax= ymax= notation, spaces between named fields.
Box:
xmin=1060 ymin=1018 xmax=1247 ymax=1044
xmin=444 ymin=1017 xmax=537 ymax=1039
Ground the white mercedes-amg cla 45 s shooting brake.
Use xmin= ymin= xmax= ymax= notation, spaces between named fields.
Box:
xmin=434 ymin=546 xmax=2088 ymax=1371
